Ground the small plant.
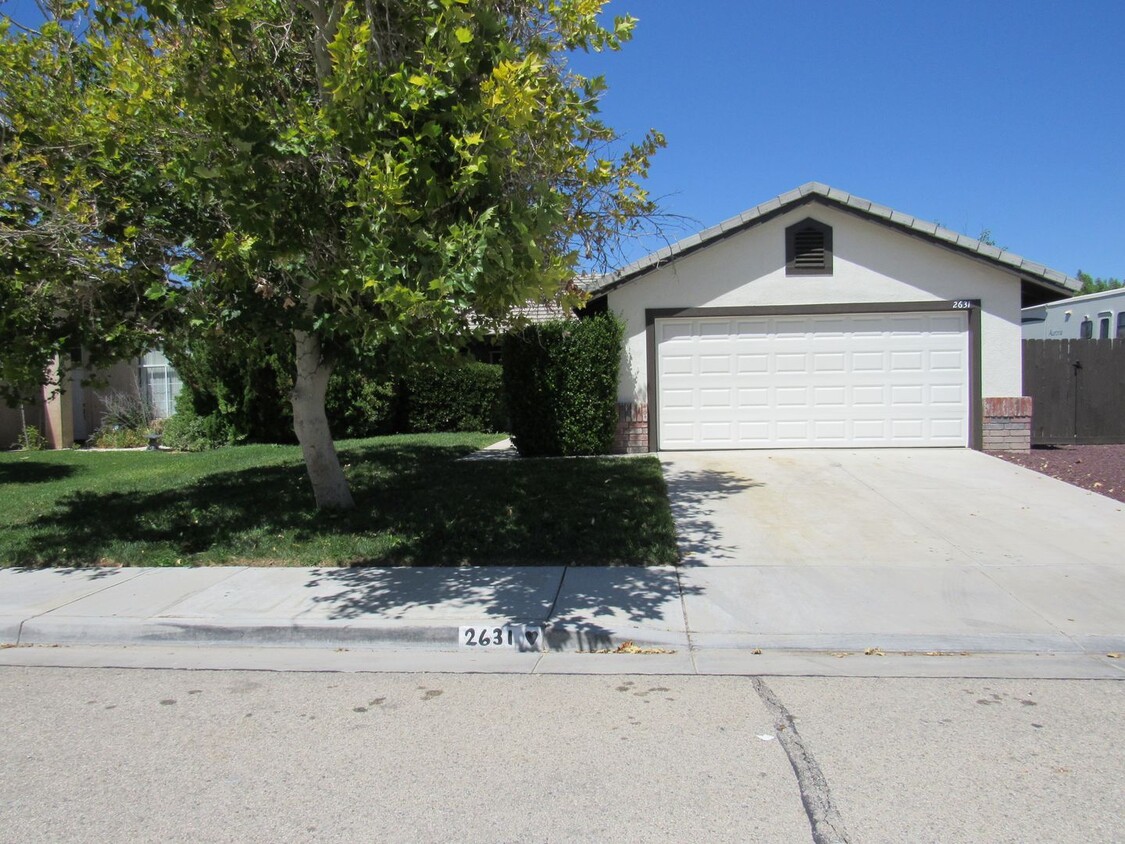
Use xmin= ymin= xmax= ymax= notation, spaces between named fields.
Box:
xmin=13 ymin=425 xmax=48 ymax=451
xmin=99 ymin=385 xmax=157 ymax=432
xmin=86 ymin=382 xmax=162 ymax=449
xmin=89 ymin=426 xmax=151 ymax=449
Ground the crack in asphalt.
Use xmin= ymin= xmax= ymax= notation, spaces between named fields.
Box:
xmin=752 ymin=677 xmax=850 ymax=844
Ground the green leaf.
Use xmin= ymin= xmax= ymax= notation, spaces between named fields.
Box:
xmin=454 ymin=27 xmax=473 ymax=44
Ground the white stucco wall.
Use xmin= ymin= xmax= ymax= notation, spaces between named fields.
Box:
xmin=607 ymin=202 xmax=1025 ymax=404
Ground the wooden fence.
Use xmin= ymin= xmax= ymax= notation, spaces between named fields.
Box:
xmin=1023 ymin=339 xmax=1125 ymax=445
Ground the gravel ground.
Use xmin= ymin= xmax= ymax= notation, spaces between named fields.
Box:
xmin=991 ymin=444 xmax=1125 ymax=503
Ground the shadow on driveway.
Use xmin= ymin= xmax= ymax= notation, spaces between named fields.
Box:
xmin=660 ymin=465 xmax=761 ymax=564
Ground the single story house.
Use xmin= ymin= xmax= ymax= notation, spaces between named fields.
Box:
xmin=1022 ymin=287 xmax=1125 ymax=340
xmin=1 ymin=350 xmax=182 ymax=449
xmin=582 ymin=182 xmax=1079 ymax=454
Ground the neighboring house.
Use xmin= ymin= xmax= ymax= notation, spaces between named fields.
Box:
xmin=581 ymin=182 xmax=1078 ymax=454
xmin=0 ymin=350 xmax=182 ymax=450
xmin=470 ymin=297 xmax=574 ymax=363
xmin=1022 ymin=287 xmax=1125 ymax=340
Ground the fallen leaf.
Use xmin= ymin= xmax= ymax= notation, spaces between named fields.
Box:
xmin=831 ymin=652 xmax=850 ymax=658
xmin=1107 ymin=653 xmax=1122 ymax=659
xmin=864 ymin=647 xmax=885 ymax=656
xmin=587 ymin=640 xmax=676 ymax=655
xmin=751 ymin=648 xmax=762 ymax=655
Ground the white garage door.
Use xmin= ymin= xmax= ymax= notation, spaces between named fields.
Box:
xmin=657 ymin=312 xmax=969 ymax=449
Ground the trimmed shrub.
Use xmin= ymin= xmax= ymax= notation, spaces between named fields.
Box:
xmin=161 ymin=385 xmax=240 ymax=451
xmin=325 ymin=372 xmax=397 ymax=439
xmin=401 ymin=362 xmax=505 ymax=433
xmin=502 ymin=313 xmax=624 ymax=456
xmin=167 ymin=333 xmax=295 ymax=444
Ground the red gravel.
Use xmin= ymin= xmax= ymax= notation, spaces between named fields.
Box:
xmin=990 ymin=444 xmax=1125 ymax=503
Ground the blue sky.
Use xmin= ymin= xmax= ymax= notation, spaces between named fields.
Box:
xmin=4 ymin=0 xmax=1122 ymax=279
xmin=571 ymin=0 xmax=1125 ymax=279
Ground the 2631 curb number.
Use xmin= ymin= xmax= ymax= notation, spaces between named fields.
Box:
xmin=459 ymin=625 xmax=545 ymax=651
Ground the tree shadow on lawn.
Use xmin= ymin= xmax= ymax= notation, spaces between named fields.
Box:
xmin=0 ymin=460 xmax=78 ymax=484
xmin=9 ymin=442 xmax=679 ymax=567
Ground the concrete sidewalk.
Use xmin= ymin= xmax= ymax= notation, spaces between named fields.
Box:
xmin=0 ymin=564 xmax=688 ymax=653
xmin=2 ymin=561 xmax=1123 ymax=679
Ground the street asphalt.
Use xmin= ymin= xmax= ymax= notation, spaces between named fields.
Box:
xmin=2 ymin=448 xmax=1124 ymax=679
xmin=2 ymin=668 xmax=1121 ymax=844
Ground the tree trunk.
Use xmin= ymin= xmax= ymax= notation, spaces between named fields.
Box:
xmin=291 ymin=329 xmax=355 ymax=510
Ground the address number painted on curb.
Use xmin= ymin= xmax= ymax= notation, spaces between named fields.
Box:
xmin=459 ymin=625 xmax=546 ymax=652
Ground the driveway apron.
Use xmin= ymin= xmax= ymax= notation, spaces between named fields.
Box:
xmin=660 ymin=449 xmax=1125 ymax=654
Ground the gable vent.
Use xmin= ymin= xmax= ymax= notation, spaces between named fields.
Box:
xmin=793 ymin=228 xmax=826 ymax=269
xmin=786 ymin=218 xmax=833 ymax=275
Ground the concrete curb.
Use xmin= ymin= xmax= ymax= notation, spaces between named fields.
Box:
xmin=9 ymin=616 xmax=691 ymax=654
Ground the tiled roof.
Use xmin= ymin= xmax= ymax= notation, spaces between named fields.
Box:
xmin=509 ymin=298 xmax=572 ymax=324
xmin=586 ymin=182 xmax=1081 ymax=297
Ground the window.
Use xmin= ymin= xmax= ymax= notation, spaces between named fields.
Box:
xmin=1099 ymin=316 xmax=1111 ymax=339
xmin=786 ymin=218 xmax=833 ymax=275
xmin=139 ymin=350 xmax=183 ymax=419
xmin=1118 ymin=312 xmax=1125 ymax=339
xmin=1080 ymin=318 xmax=1093 ymax=339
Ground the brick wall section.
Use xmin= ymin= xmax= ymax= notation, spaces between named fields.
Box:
xmin=982 ymin=396 xmax=1032 ymax=452
xmin=613 ymin=402 xmax=649 ymax=453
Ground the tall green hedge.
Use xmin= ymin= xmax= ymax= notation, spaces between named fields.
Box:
xmin=502 ymin=314 xmax=624 ymax=457
xmin=401 ymin=363 xmax=506 ymax=433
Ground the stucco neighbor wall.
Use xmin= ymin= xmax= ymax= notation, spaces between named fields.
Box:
xmin=1 ymin=358 xmax=143 ymax=450
xmin=605 ymin=201 xmax=1028 ymax=451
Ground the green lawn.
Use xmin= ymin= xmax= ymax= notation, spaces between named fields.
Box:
xmin=0 ymin=434 xmax=680 ymax=567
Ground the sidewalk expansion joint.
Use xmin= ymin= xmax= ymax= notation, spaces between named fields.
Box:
xmin=544 ymin=566 xmax=569 ymax=622
xmin=674 ymin=566 xmax=699 ymax=674
xmin=15 ymin=568 xmax=153 ymax=641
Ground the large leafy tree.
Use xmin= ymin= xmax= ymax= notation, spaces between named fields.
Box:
xmin=0 ymin=0 xmax=663 ymax=508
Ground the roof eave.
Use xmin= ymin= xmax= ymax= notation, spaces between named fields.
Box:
xmin=586 ymin=183 xmax=1080 ymax=300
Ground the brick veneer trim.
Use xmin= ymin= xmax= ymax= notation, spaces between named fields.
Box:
xmin=613 ymin=402 xmax=649 ymax=454
xmin=982 ymin=395 xmax=1032 ymax=452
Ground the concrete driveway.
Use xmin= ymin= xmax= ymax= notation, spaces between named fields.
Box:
xmin=661 ymin=449 xmax=1125 ymax=658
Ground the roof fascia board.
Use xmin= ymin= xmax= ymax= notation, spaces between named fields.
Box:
xmin=813 ymin=197 xmax=1077 ymax=298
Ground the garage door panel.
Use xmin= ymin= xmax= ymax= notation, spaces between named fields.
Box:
xmin=929 ymin=384 xmax=963 ymax=405
xmin=813 ymin=386 xmax=847 ymax=407
xmin=738 ymin=387 xmax=769 ymax=408
xmin=661 ymin=354 xmax=694 ymax=375
xmin=699 ymin=388 xmax=732 ymax=408
xmin=891 ymin=385 xmax=925 ymax=405
xmin=851 ymin=352 xmax=886 ymax=372
xmin=929 ymin=349 xmax=964 ymax=370
xmin=813 ymin=352 xmax=846 ymax=372
xmin=662 ymin=389 xmax=694 ymax=409
xmin=890 ymin=351 xmax=924 ymax=371
xmin=657 ymin=312 xmax=968 ymax=449
xmin=698 ymin=355 xmax=731 ymax=374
